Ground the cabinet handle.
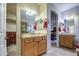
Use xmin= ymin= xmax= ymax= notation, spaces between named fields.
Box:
xmin=5 ymin=37 xmax=8 ymax=40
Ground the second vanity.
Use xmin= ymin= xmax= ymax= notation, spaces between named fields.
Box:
xmin=21 ymin=33 xmax=47 ymax=56
xmin=59 ymin=33 xmax=74 ymax=48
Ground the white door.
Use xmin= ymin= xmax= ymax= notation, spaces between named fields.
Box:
xmin=0 ymin=4 xmax=7 ymax=56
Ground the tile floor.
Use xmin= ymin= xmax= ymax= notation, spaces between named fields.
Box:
xmin=7 ymin=44 xmax=77 ymax=56
xmin=43 ymin=47 xmax=77 ymax=56
xmin=7 ymin=44 xmax=17 ymax=56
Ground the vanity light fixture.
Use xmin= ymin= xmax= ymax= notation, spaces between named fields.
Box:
xmin=65 ymin=15 xmax=74 ymax=20
xmin=66 ymin=17 xmax=71 ymax=20
xmin=25 ymin=9 xmax=36 ymax=16
xmin=70 ymin=15 xmax=74 ymax=19
xmin=26 ymin=11 xmax=33 ymax=16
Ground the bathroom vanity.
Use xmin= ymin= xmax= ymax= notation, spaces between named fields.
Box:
xmin=21 ymin=34 xmax=47 ymax=56
xmin=59 ymin=34 xmax=74 ymax=48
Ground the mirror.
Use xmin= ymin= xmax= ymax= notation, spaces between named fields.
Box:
xmin=67 ymin=18 xmax=74 ymax=34
xmin=65 ymin=16 xmax=75 ymax=34
xmin=20 ymin=9 xmax=36 ymax=33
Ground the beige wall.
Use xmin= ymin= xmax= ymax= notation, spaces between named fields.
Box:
xmin=6 ymin=23 xmax=16 ymax=32
xmin=35 ymin=4 xmax=47 ymax=33
xmin=39 ymin=4 xmax=47 ymax=18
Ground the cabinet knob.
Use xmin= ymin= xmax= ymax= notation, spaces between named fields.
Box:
xmin=5 ymin=37 xmax=8 ymax=40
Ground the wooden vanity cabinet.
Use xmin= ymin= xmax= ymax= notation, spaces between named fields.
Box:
xmin=22 ymin=42 xmax=34 ymax=56
xmin=65 ymin=36 xmax=74 ymax=48
xmin=21 ymin=36 xmax=47 ymax=56
xmin=59 ymin=35 xmax=74 ymax=48
xmin=21 ymin=38 xmax=34 ymax=56
xmin=43 ymin=36 xmax=47 ymax=52
xmin=38 ymin=36 xmax=47 ymax=55
xmin=33 ymin=42 xmax=39 ymax=56
xmin=59 ymin=36 xmax=66 ymax=46
xmin=38 ymin=39 xmax=46 ymax=55
xmin=33 ymin=37 xmax=42 ymax=56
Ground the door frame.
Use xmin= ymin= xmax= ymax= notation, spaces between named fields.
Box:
xmin=47 ymin=4 xmax=59 ymax=48
xmin=16 ymin=4 xmax=21 ymax=56
xmin=0 ymin=3 xmax=7 ymax=56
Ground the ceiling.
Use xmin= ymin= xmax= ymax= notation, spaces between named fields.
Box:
xmin=53 ymin=3 xmax=79 ymax=12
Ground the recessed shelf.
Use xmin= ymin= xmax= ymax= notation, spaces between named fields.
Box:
xmin=7 ymin=13 xmax=16 ymax=21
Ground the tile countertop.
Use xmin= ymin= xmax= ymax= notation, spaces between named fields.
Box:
xmin=21 ymin=33 xmax=47 ymax=39
xmin=59 ymin=33 xmax=75 ymax=35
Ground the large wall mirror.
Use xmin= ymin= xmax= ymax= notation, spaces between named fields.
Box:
xmin=20 ymin=8 xmax=36 ymax=33
xmin=65 ymin=16 xmax=75 ymax=34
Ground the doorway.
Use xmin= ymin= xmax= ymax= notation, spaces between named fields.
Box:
xmin=6 ymin=3 xmax=17 ymax=56
xmin=50 ymin=11 xmax=58 ymax=47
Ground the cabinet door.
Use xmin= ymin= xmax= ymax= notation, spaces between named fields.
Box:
xmin=65 ymin=36 xmax=73 ymax=48
xmin=43 ymin=36 xmax=47 ymax=52
xmin=38 ymin=39 xmax=46 ymax=55
xmin=33 ymin=42 xmax=38 ymax=56
xmin=60 ymin=37 xmax=66 ymax=46
xmin=22 ymin=42 xmax=34 ymax=56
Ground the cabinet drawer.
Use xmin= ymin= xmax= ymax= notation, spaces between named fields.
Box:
xmin=66 ymin=37 xmax=73 ymax=40
xmin=24 ymin=38 xmax=33 ymax=43
xmin=60 ymin=37 xmax=66 ymax=39
xmin=34 ymin=37 xmax=42 ymax=42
